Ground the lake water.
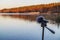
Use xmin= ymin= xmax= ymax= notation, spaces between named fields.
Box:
xmin=0 ymin=16 xmax=60 ymax=40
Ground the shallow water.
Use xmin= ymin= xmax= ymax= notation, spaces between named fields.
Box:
xmin=0 ymin=16 xmax=60 ymax=40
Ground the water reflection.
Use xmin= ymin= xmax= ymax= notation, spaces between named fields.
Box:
xmin=0 ymin=16 xmax=60 ymax=40
xmin=2 ymin=15 xmax=60 ymax=28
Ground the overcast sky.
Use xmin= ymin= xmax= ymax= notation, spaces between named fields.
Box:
xmin=0 ymin=0 xmax=60 ymax=9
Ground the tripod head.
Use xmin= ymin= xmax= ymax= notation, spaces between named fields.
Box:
xmin=36 ymin=16 xmax=48 ymax=27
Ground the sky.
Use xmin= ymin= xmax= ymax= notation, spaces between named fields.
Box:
xmin=0 ymin=0 xmax=60 ymax=9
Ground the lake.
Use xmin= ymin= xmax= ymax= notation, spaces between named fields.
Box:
xmin=0 ymin=16 xmax=60 ymax=40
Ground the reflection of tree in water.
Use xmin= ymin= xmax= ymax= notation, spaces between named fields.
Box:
xmin=2 ymin=14 xmax=60 ymax=28
xmin=57 ymin=23 xmax=60 ymax=28
xmin=6 ymin=15 xmax=37 ymax=21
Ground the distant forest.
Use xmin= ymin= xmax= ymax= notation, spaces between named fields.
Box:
xmin=0 ymin=2 xmax=60 ymax=13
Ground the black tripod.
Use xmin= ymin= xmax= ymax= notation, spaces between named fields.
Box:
xmin=36 ymin=16 xmax=55 ymax=40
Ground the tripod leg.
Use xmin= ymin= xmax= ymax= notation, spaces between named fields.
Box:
xmin=45 ymin=26 xmax=55 ymax=34
xmin=42 ymin=26 xmax=44 ymax=40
